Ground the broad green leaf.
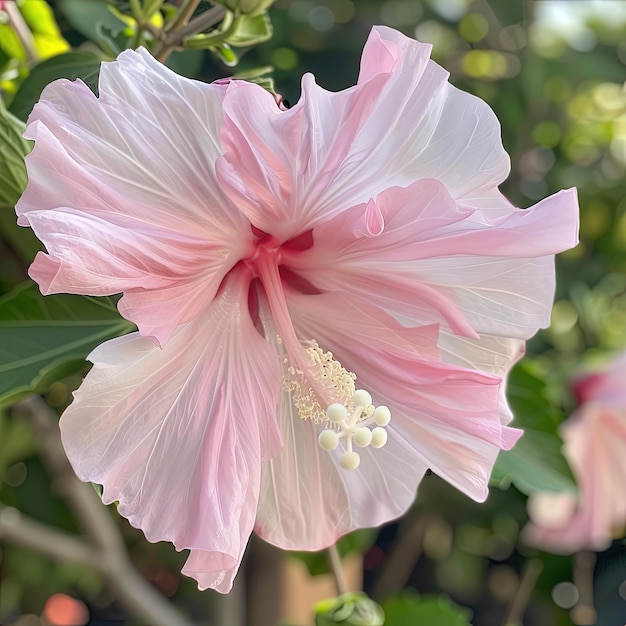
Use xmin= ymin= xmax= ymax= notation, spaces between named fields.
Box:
xmin=227 ymin=12 xmax=272 ymax=47
xmin=56 ymin=0 xmax=127 ymax=44
xmin=0 ymin=283 xmax=134 ymax=408
xmin=0 ymin=97 xmax=40 ymax=263
xmin=0 ymin=98 xmax=30 ymax=209
xmin=490 ymin=429 xmax=577 ymax=495
xmin=289 ymin=529 xmax=376 ymax=577
xmin=96 ymin=23 xmax=133 ymax=57
xmin=382 ymin=593 xmax=473 ymax=626
xmin=490 ymin=361 xmax=577 ymax=494
xmin=9 ymin=50 xmax=105 ymax=121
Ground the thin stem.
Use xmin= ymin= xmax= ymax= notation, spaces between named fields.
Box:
xmin=154 ymin=2 xmax=225 ymax=62
xmin=165 ymin=0 xmax=203 ymax=34
xmin=0 ymin=505 xmax=99 ymax=569
xmin=502 ymin=558 xmax=543 ymax=626
xmin=370 ymin=513 xmax=428 ymax=600
xmin=571 ymin=552 xmax=597 ymax=625
xmin=5 ymin=1 xmax=38 ymax=64
xmin=327 ymin=543 xmax=348 ymax=596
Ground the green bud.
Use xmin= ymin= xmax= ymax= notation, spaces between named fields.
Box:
xmin=315 ymin=593 xmax=385 ymax=626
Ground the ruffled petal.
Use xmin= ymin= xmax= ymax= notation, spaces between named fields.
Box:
xmin=523 ymin=403 xmax=626 ymax=554
xmin=216 ymin=68 xmax=391 ymax=238
xmin=286 ymin=291 xmax=520 ymax=504
xmin=17 ymin=47 xmax=251 ymax=344
xmin=292 ymin=183 xmax=578 ymax=340
xmin=574 ymin=352 xmax=626 ymax=406
xmin=437 ymin=332 xmax=525 ymax=424
xmin=356 ymin=26 xmax=512 ymax=215
xmin=254 ymin=302 xmax=428 ymax=549
xmin=256 ymin=388 xmax=428 ymax=550
xmin=216 ymin=25 xmax=512 ymax=240
xmin=59 ymin=271 xmax=282 ymax=592
xmin=523 ymin=404 xmax=626 ymax=553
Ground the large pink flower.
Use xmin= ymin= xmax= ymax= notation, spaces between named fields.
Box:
xmin=16 ymin=26 xmax=579 ymax=591
xmin=524 ymin=353 xmax=626 ymax=553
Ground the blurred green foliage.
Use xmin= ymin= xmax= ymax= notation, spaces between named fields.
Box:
xmin=0 ymin=1 xmax=625 ymax=625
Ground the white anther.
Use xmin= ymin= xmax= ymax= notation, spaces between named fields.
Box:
xmin=354 ymin=427 xmax=372 ymax=448
xmin=374 ymin=405 xmax=391 ymax=427
xmin=371 ymin=427 xmax=388 ymax=448
xmin=351 ymin=389 xmax=372 ymax=408
xmin=326 ymin=403 xmax=348 ymax=424
xmin=318 ymin=429 xmax=339 ymax=451
xmin=340 ymin=451 xmax=361 ymax=470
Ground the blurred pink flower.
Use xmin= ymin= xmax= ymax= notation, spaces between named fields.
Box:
xmin=524 ymin=354 xmax=626 ymax=553
xmin=16 ymin=26 xmax=578 ymax=591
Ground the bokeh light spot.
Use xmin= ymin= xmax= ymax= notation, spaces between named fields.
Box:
xmin=308 ymin=5 xmax=334 ymax=32
xmin=272 ymin=47 xmax=299 ymax=71
xmin=533 ymin=121 xmax=561 ymax=148
xmin=552 ymin=581 xmax=579 ymax=609
xmin=458 ymin=13 xmax=489 ymax=42
xmin=43 ymin=594 xmax=89 ymax=626
xmin=380 ymin=0 xmax=422 ymax=27
xmin=332 ymin=0 xmax=354 ymax=23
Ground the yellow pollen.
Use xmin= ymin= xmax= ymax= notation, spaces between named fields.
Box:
xmin=282 ymin=340 xmax=356 ymax=423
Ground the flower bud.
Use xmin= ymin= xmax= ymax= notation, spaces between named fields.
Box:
xmin=315 ymin=593 xmax=384 ymax=626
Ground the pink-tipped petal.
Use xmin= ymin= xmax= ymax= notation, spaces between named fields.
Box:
xmin=355 ymin=26 xmax=512 ymax=214
xmin=574 ymin=352 xmax=626 ymax=406
xmin=438 ymin=332 xmax=525 ymax=425
xmin=254 ymin=304 xmax=429 ymax=549
xmin=286 ymin=291 xmax=519 ymax=504
xmin=217 ymin=67 xmax=391 ymax=238
xmin=59 ymin=271 xmax=282 ymax=592
xmin=216 ymin=26 xmax=513 ymax=240
xmin=523 ymin=403 xmax=626 ymax=553
xmin=17 ymin=48 xmax=251 ymax=343
xmin=295 ymin=183 xmax=579 ymax=340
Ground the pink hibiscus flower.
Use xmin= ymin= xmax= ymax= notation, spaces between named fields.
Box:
xmin=16 ymin=26 xmax=579 ymax=591
xmin=524 ymin=353 xmax=626 ymax=553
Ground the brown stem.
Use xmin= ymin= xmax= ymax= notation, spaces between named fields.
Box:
xmin=502 ymin=558 xmax=543 ymax=626
xmin=370 ymin=513 xmax=429 ymax=601
xmin=154 ymin=4 xmax=226 ymax=62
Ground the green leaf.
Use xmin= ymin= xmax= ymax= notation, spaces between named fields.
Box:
xmin=490 ymin=429 xmax=577 ymax=495
xmin=215 ymin=43 xmax=238 ymax=66
xmin=0 ymin=283 xmax=134 ymax=408
xmin=9 ymin=51 xmax=105 ymax=121
xmin=233 ymin=65 xmax=275 ymax=94
xmin=227 ymin=12 xmax=272 ymax=47
xmin=56 ymin=0 xmax=128 ymax=44
xmin=0 ymin=98 xmax=30 ymax=210
xmin=489 ymin=361 xmax=577 ymax=495
xmin=0 ymin=97 xmax=40 ymax=263
xmin=289 ymin=529 xmax=376 ymax=577
xmin=382 ymin=593 xmax=473 ymax=626
xmin=19 ymin=0 xmax=71 ymax=59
